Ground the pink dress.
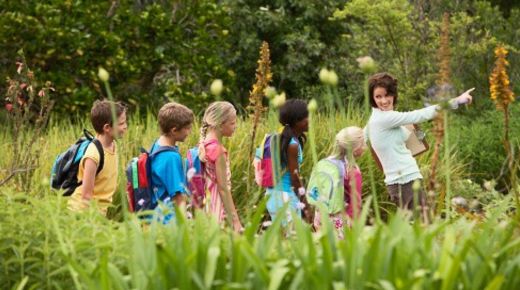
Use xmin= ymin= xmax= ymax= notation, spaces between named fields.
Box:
xmin=203 ymin=139 xmax=231 ymax=224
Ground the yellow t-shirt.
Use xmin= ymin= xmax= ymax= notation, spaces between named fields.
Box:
xmin=67 ymin=142 xmax=118 ymax=215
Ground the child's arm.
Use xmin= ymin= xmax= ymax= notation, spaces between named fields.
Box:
xmin=288 ymin=144 xmax=312 ymax=221
xmin=81 ymin=158 xmax=97 ymax=202
xmin=287 ymin=144 xmax=302 ymax=191
xmin=215 ymin=153 xmax=242 ymax=232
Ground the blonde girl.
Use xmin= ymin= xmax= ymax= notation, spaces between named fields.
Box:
xmin=308 ymin=126 xmax=366 ymax=234
xmin=199 ymin=101 xmax=242 ymax=232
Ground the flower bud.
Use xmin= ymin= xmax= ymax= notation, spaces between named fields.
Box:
xmin=307 ymin=98 xmax=318 ymax=113
xmin=98 ymin=67 xmax=110 ymax=82
xmin=210 ymin=79 xmax=223 ymax=96
xmin=356 ymin=56 xmax=376 ymax=74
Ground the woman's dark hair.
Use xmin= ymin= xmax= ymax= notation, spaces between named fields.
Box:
xmin=368 ymin=72 xmax=398 ymax=108
xmin=278 ymin=99 xmax=308 ymax=165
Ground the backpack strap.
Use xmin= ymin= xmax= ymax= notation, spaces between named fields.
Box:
xmin=83 ymin=128 xmax=104 ymax=176
xmin=91 ymin=139 xmax=105 ymax=176
xmin=149 ymin=145 xmax=178 ymax=158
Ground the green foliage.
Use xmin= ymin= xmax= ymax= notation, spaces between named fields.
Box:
xmin=451 ymin=104 xmax=520 ymax=186
xmin=2 ymin=191 xmax=520 ymax=289
xmin=0 ymin=1 xmax=232 ymax=113
xmin=1 ymin=0 xmax=520 ymax=115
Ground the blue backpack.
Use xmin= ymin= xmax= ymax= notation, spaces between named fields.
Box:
xmin=50 ymin=129 xmax=104 ymax=196
xmin=126 ymin=145 xmax=177 ymax=212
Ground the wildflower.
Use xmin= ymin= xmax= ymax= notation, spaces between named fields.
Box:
xmin=271 ymin=92 xmax=286 ymax=108
xmin=356 ymin=56 xmax=376 ymax=74
xmin=298 ymin=186 xmax=306 ymax=196
xmin=319 ymin=68 xmax=329 ymax=83
xmin=319 ymin=68 xmax=339 ymax=86
xmin=412 ymin=180 xmax=421 ymax=192
xmin=38 ymin=89 xmax=45 ymax=97
xmin=248 ymin=42 xmax=272 ymax=163
xmin=307 ymin=98 xmax=318 ymax=113
xmin=489 ymin=45 xmax=514 ymax=111
xmin=98 ymin=67 xmax=109 ymax=82
xmin=210 ymin=79 xmax=223 ymax=96
xmin=328 ymin=70 xmax=338 ymax=86
xmin=297 ymin=202 xmax=306 ymax=210
xmin=264 ymin=86 xmax=277 ymax=99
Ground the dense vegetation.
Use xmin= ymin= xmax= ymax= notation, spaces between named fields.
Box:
xmin=1 ymin=0 xmax=520 ymax=289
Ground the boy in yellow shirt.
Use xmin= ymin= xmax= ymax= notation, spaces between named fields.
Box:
xmin=68 ymin=100 xmax=128 ymax=215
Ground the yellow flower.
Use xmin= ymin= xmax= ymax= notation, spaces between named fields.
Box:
xmin=489 ymin=45 xmax=514 ymax=111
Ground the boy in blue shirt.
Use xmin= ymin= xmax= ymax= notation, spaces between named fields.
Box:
xmin=150 ymin=102 xmax=194 ymax=223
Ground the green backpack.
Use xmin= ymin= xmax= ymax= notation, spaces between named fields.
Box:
xmin=306 ymin=158 xmax=346 ymax=214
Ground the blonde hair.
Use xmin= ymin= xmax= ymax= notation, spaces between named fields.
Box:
xmin=158 ymin=102 xmax=194 ymax=135
xmin=198 ymin=101 xmax=237 ymax=161
xmin=332 ymin=126 xmax=365 ymax=170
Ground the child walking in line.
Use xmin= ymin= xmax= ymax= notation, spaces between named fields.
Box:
xmin=266 ymin=99 xmax=311 ymax=224
xmin=68 ymin=100 xmax=128 ymax=216
xmin=149 ymin=102 xmax=194 ymax=224
xmin=307 ymin=127 xmax=366 ymax=237
xmin=199 ymin=101 xmax=243 ymax=232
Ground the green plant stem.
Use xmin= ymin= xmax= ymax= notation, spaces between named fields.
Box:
xmin=363 ymin=76 xmax=381 ymax=223
xmin=444 ymin=110 xmax=452 ymax=219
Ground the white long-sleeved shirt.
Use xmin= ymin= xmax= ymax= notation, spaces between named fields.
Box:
xmin=365 ymin=105 xmax=439 ymax=185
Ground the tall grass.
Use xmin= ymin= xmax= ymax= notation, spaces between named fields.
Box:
xmin=1 ymin=109 xmax=519 ymax=289
xmin=1 ymin=189 xmax=520 ymax=289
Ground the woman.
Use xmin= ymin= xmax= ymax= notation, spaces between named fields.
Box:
xmin=365 ymin=72 xmax=473 ymax=211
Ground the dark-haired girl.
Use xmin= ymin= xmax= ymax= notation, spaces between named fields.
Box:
xmin=266 ymin=99 xmax=310 ymax=223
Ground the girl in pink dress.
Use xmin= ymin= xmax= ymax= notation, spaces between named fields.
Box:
xmin=198 ymin=101 xmax=242 ymax=232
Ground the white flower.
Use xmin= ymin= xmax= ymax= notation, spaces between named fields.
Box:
xmin=272 ymin=92 xmax=286 ymax=108
xmin=298 ymin=187 xmax=306 ymax=196
xmin=297 ymin=202 xmax=306 ymax=210
xmin=210 ymin=79 xmax=223 ymax=96
xmin=319 ymin=68 xmax=329 ymax=83
xmin=264 ymin=86 xmax=277 ymax=99
xmin=307 ymin=98 xmax=318 ymax=113
xmin=98 ymin=67 xmax=109 ymax=82
xmin=356 ymin=56 xmax=376 ymax=74
xmin=319 ymin=68 xmax=338 ymax=86
xmin=327 ymin=70 xmax=338 ymax=86
xmin=412 ymin=180 xmax=421 ymax=192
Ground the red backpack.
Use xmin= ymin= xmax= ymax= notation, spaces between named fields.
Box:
xmin=253 ymin=134 xmax=279 ymax=188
